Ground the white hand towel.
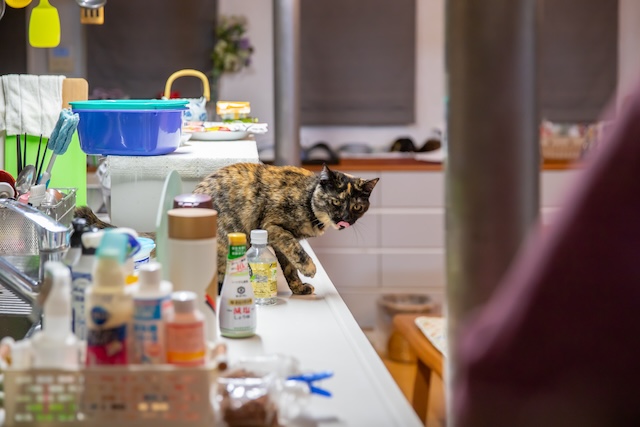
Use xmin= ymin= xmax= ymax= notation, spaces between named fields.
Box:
xmin=39 ymin=75 xmax=65 ymax=137
xmin=0 ymin=77 xmax=5 ymax=132
xmin=1 ymin=74 xmax=65 ymax=138
xmin=2 ymin=74 xmax=22 ymax=136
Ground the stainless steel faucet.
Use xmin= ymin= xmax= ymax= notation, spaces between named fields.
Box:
xmin=0 ymin=198 xmax=70 ymax=306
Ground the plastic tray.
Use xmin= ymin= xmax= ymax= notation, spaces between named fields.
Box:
xmin=3 ymin=365 xmax=217 ymax=426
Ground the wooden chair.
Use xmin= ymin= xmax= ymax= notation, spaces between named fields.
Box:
xmin=393 ymin=313 xmax=446 ymax=426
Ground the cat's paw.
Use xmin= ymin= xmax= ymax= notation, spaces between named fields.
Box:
xmin=299 ymin=260 xmax=316 ymax=278
xmin=289 ymin=282 xmax=315 ymax=295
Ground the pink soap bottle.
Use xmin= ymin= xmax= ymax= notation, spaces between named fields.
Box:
xmin=165 ymin=291 xmax=207 ymax=367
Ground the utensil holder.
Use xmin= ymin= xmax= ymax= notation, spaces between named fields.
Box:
xmin=0 ymin=188 xmax=76 ymax=257
xmin=3 ymin=364 xmax=217 ymax=426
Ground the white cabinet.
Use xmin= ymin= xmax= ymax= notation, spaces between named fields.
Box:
xmin=309 ymin=167 xmax=579 ymax=328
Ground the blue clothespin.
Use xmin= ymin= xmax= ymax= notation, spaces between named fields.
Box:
xmin=287 ymin=371 xmax=334 ymax=397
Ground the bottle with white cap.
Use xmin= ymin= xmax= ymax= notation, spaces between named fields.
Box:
xmin=165 ymin=291 xmax=206 ymax=367
xmin=246 ymin=229 xmax=278 ymax=305
xmin=133 ymin=262 xmax=173 ymax=364
xmin=30 ymin=261 xmax=80 ymax=369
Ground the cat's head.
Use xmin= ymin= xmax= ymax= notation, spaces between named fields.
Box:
xmin=312 ymin=164 xmax=379 ymax=230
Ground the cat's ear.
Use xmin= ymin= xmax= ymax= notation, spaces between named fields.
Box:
xmin=362 ymin=178 xmax=379 ymax=194
xmin=320 ymin=163 xmax=336 ymax=186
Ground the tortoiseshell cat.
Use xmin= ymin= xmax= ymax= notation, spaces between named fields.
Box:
xmin=194 ymin=163 xmax=379 ymax=295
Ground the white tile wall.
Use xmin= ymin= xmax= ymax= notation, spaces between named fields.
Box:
xmin=379 ymin=171 xmax=444 ymax=207
xmin=380 ymin=210 xmax=444 ymax=248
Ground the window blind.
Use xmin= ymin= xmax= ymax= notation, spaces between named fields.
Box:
xmin=300 ymin=0 xmax=416 ymax=125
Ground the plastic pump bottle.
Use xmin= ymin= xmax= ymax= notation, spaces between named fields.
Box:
xmin=30 ymin=261 xmax=80 ymax=369
xmin=85 ymin=232 xmax=134 ymax=366
xmin=219 ymin=232 xmax=256 ymax=338
xmin=246 ymin=229 xmax=278 ymax=305
xmin=133 ymin=262 xmax=173 ymax=364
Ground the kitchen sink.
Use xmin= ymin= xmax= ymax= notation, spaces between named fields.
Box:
xmin=0 ymin=255 xmax=40 ymax=340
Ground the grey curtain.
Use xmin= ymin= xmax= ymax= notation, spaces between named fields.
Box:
xmin=300 ymin=0 xmax=416 ymax=125
xmin=540 ymin=0 xmax=618 ymax=123
xmin=86 ymin=0 xmax=217 ymax=99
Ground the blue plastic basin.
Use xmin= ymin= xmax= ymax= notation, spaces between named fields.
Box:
xmin=73 ymin=108 xmax=185 ymax=156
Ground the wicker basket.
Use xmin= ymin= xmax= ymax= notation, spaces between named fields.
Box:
xmin=540 ymin=134 xmax=585 ymax=161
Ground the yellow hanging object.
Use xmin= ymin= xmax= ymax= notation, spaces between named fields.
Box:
xmin=28 ymin=0 xmax=60 ymax=48
xmin=5 ymin=0 xmax=31 ymax=9
xmin=80 ymin=6 xmax=104 ymax=25
xmin=6 ymin=0 xmax=32 ymax=8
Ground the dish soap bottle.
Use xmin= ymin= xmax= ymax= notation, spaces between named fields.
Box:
xmin=219 ymin=232 xmax=256 ymax=338
xmin=68 ymin=221 xmax=102 ymax=341
xmin=246 ymin=229 xmax=278 ymax=305
xmin=85 ymin=232 xmax=134 ymax=366
xmin=30 ymin=261 xmax=80 ymax=369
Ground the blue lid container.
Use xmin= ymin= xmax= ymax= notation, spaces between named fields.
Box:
xmin=70 ymin=99 xmax=189 ymax=110
xmin=73 ymin=108 xmax=185 ymax=156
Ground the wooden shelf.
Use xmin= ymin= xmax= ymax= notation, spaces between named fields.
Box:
xmin=301 ymin=157 xmax=580 ymax=172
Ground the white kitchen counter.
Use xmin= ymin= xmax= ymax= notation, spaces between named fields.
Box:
xmin=218 ymin=241 xmax=423 ymax=427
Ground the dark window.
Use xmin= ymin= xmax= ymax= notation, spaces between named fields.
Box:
xmin=85 ymin=0 xmax=216 ymax=99
xmin=0 ymin=7 xmax=28 ymax=75
xmin=300 ymin=0 xmax=416 ymax=126
xmin=540 ymin=0 xmax=618 ymax=123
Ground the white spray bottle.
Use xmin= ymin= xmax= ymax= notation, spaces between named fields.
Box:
xmin=30 ymin=261 xmax=80 ymax=369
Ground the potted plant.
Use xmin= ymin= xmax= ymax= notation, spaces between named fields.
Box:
xmin=211 ymin=15 xmax=255 ymax=105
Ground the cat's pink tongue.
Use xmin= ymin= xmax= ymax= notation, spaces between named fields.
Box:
xmin=337 ymin=221 xmax=350 ymax=229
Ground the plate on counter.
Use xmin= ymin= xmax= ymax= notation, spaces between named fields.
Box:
xmin=183 ymin=121 xmax=266 ymax=141
xmin=189 ymin=130 xmax=250 ymax=141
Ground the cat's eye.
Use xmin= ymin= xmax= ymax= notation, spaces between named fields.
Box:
xmin=331 ymin=199 xmax=341 ymax=206
xmin=353 ymin=205 xmax=363 ymax=212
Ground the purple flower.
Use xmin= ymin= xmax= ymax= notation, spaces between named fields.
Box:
xmin=238 ymin=38 xmax=251 ymax=50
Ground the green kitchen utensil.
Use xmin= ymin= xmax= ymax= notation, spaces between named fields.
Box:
xmin=28 ymin=0 xmax=60 ymax=48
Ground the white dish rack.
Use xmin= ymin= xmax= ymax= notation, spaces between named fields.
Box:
xmin=3 ymin=364 xmax=218 ymax=426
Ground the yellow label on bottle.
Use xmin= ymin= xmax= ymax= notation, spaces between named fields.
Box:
xmin=249 ymin=262 xmax=278 ymax=298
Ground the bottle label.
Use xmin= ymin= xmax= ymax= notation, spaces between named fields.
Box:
xmin=86 ymin=318 xmax=128 ymax=365
xmin=166 ymin=321 xmax=206 ymax=366
xmin=249 ymin=262 xmax=278 ymax=298
xmin=133 ymin=296 xmax=171 ymax=364
xmin=71 ymin=273 xmax=91 ymax=340
xmin=227 ymin=255 xmax=249 ymax=275
xmin=220 ymin=254 xmax=256 ymax=336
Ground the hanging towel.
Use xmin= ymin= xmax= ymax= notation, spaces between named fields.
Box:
xmin=0 ymin=74 xmax=65 ymax=138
